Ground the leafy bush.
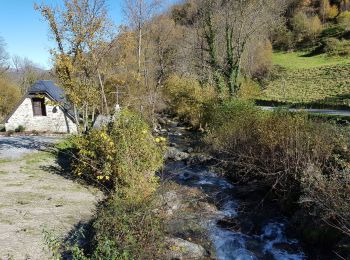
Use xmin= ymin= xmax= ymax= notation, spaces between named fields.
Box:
xmin=163 ymin=75 xmax=216 ymax=128
xmin=0 ymin=77 xmax=21 ymax=122
xmin=54 ymin=110 xmax=166 ymax=259
xmin=270 ymin=25 xmax=295 ymax=51
xmin=72 ymin=109 xmax=164 ymax=200
xmin=15 ymin=125 xmax=25 ymax=133
xmin=237 ymin=79 xmax=261 ymax=100
xmin=91 ymin=195 xmax=164 ymax=259
xmin=323 ymin=37 xmax=350 ymax=56
xmin=320 ymin=25 xmax=346 ymax=38
xmin=337 ymin=11 xmax=350 ymax=30
xmin=243 ymin=41 xmax=273 ymax=80
xmin=292 ymin=12 xmax=323 ymax=44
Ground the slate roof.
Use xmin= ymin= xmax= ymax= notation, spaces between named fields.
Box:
xmin=29 ymin=80 xmax=66 ymax=103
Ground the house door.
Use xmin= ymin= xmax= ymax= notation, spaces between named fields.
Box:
xmin=32 ymin=98 xmax=47 ymax=116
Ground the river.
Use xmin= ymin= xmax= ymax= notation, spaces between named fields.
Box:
xmin=163 ymin=122 xmax=306 ymax=260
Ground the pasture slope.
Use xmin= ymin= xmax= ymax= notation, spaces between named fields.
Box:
xmin=260 ymin=52 xmax=350 ymax=109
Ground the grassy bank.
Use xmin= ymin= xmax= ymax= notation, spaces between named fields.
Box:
xmin=259 ymin=52 xmax=350 ymax=108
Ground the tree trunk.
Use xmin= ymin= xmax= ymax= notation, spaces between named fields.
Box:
xmin=97 ymin=69 xmax=109 ymax=115
xmin=73 ymin=104 xmax=81 ymax=134
xmin=138 ymin=24 xmax=142 ymax=75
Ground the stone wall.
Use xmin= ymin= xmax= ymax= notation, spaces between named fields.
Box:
xmin=5 ymin=96 xmax=77 ymax=133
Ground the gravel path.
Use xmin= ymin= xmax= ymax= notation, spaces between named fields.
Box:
xmin=0 ymin=136 xmax=62 ymax=160
xmin=0 ymin=136 xmax=102 ymax=259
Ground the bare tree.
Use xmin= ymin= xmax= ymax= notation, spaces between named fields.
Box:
xmin=12 ymin=55 xmax=47 ymax=93
xmin=0 ymin=36 xmax=9 ymax=75
xmin=123 ymin=0 xmax=161 ymax=74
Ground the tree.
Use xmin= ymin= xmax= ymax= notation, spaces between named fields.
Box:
xmin=12 ymin=56 xmax=49 ymax=94
xmin=123 ymin=0 xmax=161 ymax=75
xmin=199 ymin=0 xmax=290 ymax=96
xmin=0 ymin=36 xmax=9 ymax=75
xmin=0 ymin=77 xmax=20 ymax=121
xmin=35 ymin=0 xmax=115 ymax=131
xmin=320 ymin=0 xmax=339 ymax=21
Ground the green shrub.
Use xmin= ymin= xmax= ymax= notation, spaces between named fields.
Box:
xmin=72 ymin=109 xmax=164 ymax=200
xmin=323 ymin=37 xmax=350 ymax=56
xmin=0 ymin=77 xmax=21 ymax=121
xmin=91 ymin=195 xmax=164 ymax=259
xmin=163 ymin=75 xmax=216 ymax=128
xmin=237 ymin=79 xmax=261 ymax=100
xmin=0 ymin=124 xmax=5 ymax=132
xmin=15 ymin=125 xmax=25 ymax=133
xmin=54 ymin=110 xmax=166 ymax=259
xmin=292 ymin=12 xmax=322 ymax=44
xmin=320 ymin=25 xmax=346 ymax=38
xmin=337 ymin=11 xmax=350 ymax=30
xmin=270 ymin=25 xmax=295 ymax=50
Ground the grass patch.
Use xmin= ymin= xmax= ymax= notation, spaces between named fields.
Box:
xmin=14 ymin=192 xmax=47 ymax=202
xmin=24 ymin=152 xmax=54 ymax=165
xmin=260 ymin=52 xmax=350 ymax=108
xmin=0 ymin=159 xmax=12 ymax=164
xmin=272 ymin=51 xmax=349 ymax=69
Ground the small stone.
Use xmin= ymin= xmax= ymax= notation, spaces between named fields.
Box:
xmin=187 ymin=147 xmax=194 ymax=153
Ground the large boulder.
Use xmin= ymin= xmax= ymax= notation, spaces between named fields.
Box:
xmin=186 ymin=154 xmax=213 ymax=165
xmin=166 ymin=237 xmax=208 ymax=260
xmin=92 ymin=115 xmax=112 ymax=129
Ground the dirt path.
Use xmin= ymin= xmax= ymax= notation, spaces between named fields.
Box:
xmin=0 ymin=137 xmax=102 ymax=260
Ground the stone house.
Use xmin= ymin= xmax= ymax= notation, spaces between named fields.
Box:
xmin=2 ymin=80 xmax=78 ymax=133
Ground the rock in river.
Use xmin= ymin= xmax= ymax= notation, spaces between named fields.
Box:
xmin=165 ymin=147 xmax=190 ymax=161
xmin=166 ymin=237 xmax=208 ymax=259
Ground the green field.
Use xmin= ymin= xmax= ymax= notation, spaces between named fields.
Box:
xmin=260 ymin=52 xmax=350 ymax=108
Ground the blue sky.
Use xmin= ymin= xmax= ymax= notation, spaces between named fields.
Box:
xmin=0 ymin=0 xmax=175 ymax=69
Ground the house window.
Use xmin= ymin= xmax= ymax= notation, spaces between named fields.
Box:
xmin=32 ymin=98 xmax=47 ymax=116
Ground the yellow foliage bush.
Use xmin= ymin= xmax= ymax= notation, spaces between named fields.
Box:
xmin=0 ymin=77 xmax=21 ymax=121
xmin=327 ymin=5 xmax=339 ymax=19
xmin=72 ymin=109 xmax=164 ymax=200
xmin=337 ymin=11 xmax=350 ymax=30
xmin=163 ymin=75 xmax=216 ymax=128
xmin=237 ymin=79 xmax=261 ymax=100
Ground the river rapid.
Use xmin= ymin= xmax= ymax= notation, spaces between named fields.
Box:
xmin=163 ymin=122 xmax=306 ymax=260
